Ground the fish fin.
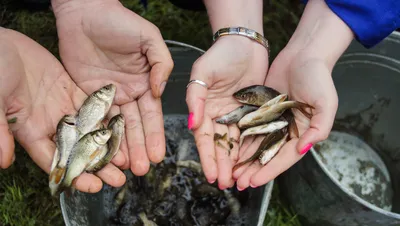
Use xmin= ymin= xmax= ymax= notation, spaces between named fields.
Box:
xmin=49 ymin=166 xmax=66 ymax=184
xmin=288 ymin=116 xmax=299 ymax=138
xmin=260 ymin=94 xmax=288 ymax=109
xmin=293 ymin=101 xmax=314 ymax=119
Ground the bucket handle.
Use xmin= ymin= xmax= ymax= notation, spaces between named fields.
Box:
xmin=164 ymin=40 xmax=206 ymax=54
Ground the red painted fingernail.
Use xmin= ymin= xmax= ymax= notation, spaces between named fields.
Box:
xmin=187 ymin=112 xmax=194 ymax=130
xmin=250 ymin=183 xmax=257 ymax=188
xmin=300 ymin=143 xmax=313 ymax=155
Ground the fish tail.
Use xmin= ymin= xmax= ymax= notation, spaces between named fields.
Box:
xmin=293 ymin=101 xmax=314 ymax=119
xmin=232 ymin=159 xmax=255 ymax=172
xmin=288 ymin=116 xmax=299 ymax=138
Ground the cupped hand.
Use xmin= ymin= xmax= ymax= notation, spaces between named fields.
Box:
xmin=0 ymin=28 xmax=126 ymax=193
xmin=52 ymin=0 xmax=174 ymax=176
xmin=186 ymin=36 xmax=269 ymax=189
xmin=233 ymin=48 xmax=338 ymax=189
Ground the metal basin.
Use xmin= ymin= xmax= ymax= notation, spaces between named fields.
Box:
xmin=59 ymin=42 xmax=274 ymax=226
xmin=278 ymin=31 xmax=400 ymax=226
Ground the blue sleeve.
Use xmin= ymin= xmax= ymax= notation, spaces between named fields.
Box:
xmin=302 ymin=0 xmax=400 ymax=48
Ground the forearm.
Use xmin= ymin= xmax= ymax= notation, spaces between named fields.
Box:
xmin=203 ymin=0 xmax=264 ymax=35
xmin=286 ymin=0 xmax=354 ymax=69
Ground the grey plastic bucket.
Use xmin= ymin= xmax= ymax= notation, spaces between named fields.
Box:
xmin=278 ymin=31 xmax=400 ymax=226
xmin=59 ymin=41 xmax=274 ymax=226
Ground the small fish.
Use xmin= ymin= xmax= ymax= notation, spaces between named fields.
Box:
xmin=114 ymin=183 xmax=128 ymax=207
xmin=232 ymin=129 xmax=286 ymax=172
xmin=281 ymin=110 xmax=299 ymax=138
xmin=233 ymin=85 xmax=281 ymax=106
xmin=176 ymin=160 xmax=203 ymax=175
xmin=223 ymin=189 xmax=241 ymax=214
xmin=259 ymin=132 xmax=289 ymax=165
xmin=215 ymin=105 xmax=259 ymax=124
xmin=61 ymin=129 xmax=112 ymax=191
xmin=238 ymin=120 xmax=288 ymax=146
xmin=75 ymin=84 xmax=116 ymax=138
xmin=213 ymin=132 xmax=227 ymax=141
xmin=85 ymin=114 xmax=125 ymax=172
xmin=238 ymin=97 xmax=313 ymax=129
xmin=49 ymin=114 xmax=78 ymax=196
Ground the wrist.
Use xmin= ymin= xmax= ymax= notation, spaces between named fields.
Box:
xmin=51 ymin=0 xmax=119 ymax=16
xmin=285 ymin=0 xmax=354 ymax=69
xmin=204 ymin=0 xmax=264 ymax=35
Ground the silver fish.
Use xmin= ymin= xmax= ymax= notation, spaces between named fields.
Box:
xmin=85 ymin=114 xmax=125 ymax=172
xmin=75 ymin=84 xmax=116 ymax=138
xmin=61 ymin=129 xmax=112 ymax=190
xmin=239 ymin=120 xmax=288 ymax=146
xmin=259 ymin=133 xmax=289 ymax=165
xmin=49 ymin=114 xmax=78 ymax=196
xmin=238 ymin=95 xmax=313 ymax=129
xmin=215 ymin=105 xmax=259 ymax=124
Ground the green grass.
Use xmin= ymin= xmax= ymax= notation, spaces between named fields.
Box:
xmin=0 ymin=0 xmax=304 ymax=225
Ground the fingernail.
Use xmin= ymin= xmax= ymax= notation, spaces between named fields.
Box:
xmin=208 ymin=179 xmax=216 ymax=184
xmin=237 ymin=185 xmax=244 ymax=191
xmin=250 ymin=183 xmax=257 ymax=188
xmin=159 ymin=81 xmax=167 ymax=96
xmin=12 ymin=153 xmax=16 ymax=163
xmin=300 ymin=143 xmax=313 ymax=155
xmin=187 ymin=112 xmax=194 ymax=130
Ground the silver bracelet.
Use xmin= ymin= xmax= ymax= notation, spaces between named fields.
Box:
xmin=212 ymin=27 xmax=270 ymax=54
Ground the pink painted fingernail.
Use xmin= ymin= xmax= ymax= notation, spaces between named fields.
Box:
xmin=300 ymin=143 xmax=313 ymax=155
xmin=250 ymin=183 xmax=257 ymax=188
xmin=208 ymin=179 xmax=216 ymax=184
xmin=187 ymin=112 xmax=194 ymax=130
xmin=237 ymin=186 xmax=244 ymax=191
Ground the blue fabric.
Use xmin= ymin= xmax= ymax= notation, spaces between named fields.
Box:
xmin=302 ymin=0 xmax=400 ymax=48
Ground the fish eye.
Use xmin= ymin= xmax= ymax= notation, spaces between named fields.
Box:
xmin=241 ymin=94 xmax=246 ymax=98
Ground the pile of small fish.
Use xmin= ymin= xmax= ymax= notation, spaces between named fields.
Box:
xmin=215 ymin=85 xmax=314 ymax=170
xmin=48 ymin=84 xmax=125 ymax=196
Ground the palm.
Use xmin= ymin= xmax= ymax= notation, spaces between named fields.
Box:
xmin=187 ymin=37 xmax=269 ymax=189
xmin=54 ymin=1 xmax=173 ymax=176
xmin=0 ymin=29 xmax=125 ymax=193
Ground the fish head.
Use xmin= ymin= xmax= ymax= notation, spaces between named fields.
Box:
xmin=61 ymin=114 xmax=77 ymax=126
xmin=233 ymin=88 xmax=257 ymax=104
xmin=109 ymin=114 xmax=125 ymax=128
xmin=93 ymin=129 xmax=113 ymax=145
xmin=94 ymin=84 xmax=117 ymax=103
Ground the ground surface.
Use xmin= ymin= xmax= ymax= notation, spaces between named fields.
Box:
xmin=0 ymin=0 xmax=304 ymax=225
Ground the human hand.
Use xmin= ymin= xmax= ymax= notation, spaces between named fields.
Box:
xmin=0 ymin=27 xmax=126 ymax=193
xmin=51 ymin=0 xmax=174 ymax=176
xmin=186 ymin=35 xmax=269 ymax=189
xmin=232 ymin=0 xmax=354 ymax=189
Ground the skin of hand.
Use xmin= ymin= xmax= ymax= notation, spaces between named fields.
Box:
xmin=51 ymin=0 xmax=174 ymax=176
xmin=232 ymin=0 xmax=355 ymax=190
xmin=0 ymin=27 xmax=127 ymax=193
xmin=186 ymin=0 xmax=268 ymax=190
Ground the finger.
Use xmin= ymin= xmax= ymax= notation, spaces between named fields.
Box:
xmin=185 ymin=65 xmax=211 ymax=130
xmin=121 ymin=102 xmax=150 ymax=176
xmin=236 ymin=161 xmax=262 ymax=191
xmin=214 ymin=123 xmax=235 ymax=190
xmin=227 ymin=124 xmax=240 ymax=163
xmin=250 ymin=138 xmax=302 ymax=187
xmin=110 ymin=151 xmax=125 ymax=167
xmin=95 ymin=163 xmax=126 ymax=187
xmin=296 ymin=100 xmax=337 ymax=155
xmin=138 ymin=91 xmax=165 ymax=164
xmin=232 ymin=136 xmax=264 ymax=180
xmin=144 ymin=25 xmax=174 ymax=98
xmin=0 ymin=110 xmax=15 ymax=169
xmin=193 ymin=114 xmax=217 ymax=183
xmin=238 ymin=136 xmax=256 ymax=159
xmin=22 ymin=138 xmax=104 ymax=193
xmin=72 ymin=173 xmax=103 ymax=193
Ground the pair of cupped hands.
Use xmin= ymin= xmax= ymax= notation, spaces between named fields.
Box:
xmin=0 ymin=1 xmax=337 ymax=192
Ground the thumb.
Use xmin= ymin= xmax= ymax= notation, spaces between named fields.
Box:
xmin=144 ymin=26 xmax=174 ymax=99
xmin=0 ymin=109 xmax=16 ymax=169
xmin=296 ymin=100 xmax=338 ymax=155
xmin=185 ymin=65 xmax=210 ymax=130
